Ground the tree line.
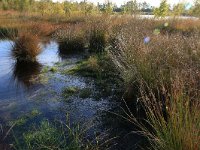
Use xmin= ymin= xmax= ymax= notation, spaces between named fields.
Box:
xmin=0 ymin=0 xmax=200 ymax=17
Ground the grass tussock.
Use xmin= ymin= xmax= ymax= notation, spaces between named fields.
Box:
xmin=55 ymin=25 xmax=86 ymax=54
xmin=58 ymin=37 xmax=85 ymax=54
xmin=12 ymin=33 xmax=41 ymax=62
xmin=120 ymin=81 xmax=200 ymax=150
xmin=0 ymin=27 xmax=18 ymax=39
xmin=89 ymin=29 xmax=106 ymax=53
xmin=29 ymin=22 xmax=56 ymax=37
xmin=109 ymin=18 xmax=200 ymax=149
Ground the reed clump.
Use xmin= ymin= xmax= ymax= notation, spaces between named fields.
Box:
xmin=109 ymin=18 xmax=200 ymax=149
xmin=0 ymin=27 xmax=18 ymax=39
xmin=12 ymin=33 xmax=41 ymax=62
xmin=55 ymin=25 xmax=85 ymax=54
xmin=89 ymin=29 xmax=106 ymax=53
xmin=29 ymin=22 xmax=56 ymax=37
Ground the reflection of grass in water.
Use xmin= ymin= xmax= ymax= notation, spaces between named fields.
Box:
xmin=13 ymin=60 xmax=42 ymax=87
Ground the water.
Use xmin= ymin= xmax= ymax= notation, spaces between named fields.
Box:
xmin=0 ymin=40 xmax=116 ymax=128
xmin=0 ymin=40 xmax=145 ymax=149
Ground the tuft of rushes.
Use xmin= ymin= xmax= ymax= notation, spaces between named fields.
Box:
xmin=12 ymin=33 xmax=41 ymax=62
xmin=0 ymin=27 xmax=18 ymax=39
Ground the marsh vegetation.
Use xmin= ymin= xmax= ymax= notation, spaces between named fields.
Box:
xmin=0 ymin=0 xmax=200 ymax=150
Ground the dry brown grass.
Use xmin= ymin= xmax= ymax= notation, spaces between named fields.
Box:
xmin=28 ymin=22 xmax=56 ymax=37
xmin=173 ymin=19 xmax=200 ymax=32
xmin=108 ymin=18 xmax=200 ymax=149
xmin=12 ymin=33 xmax=41 ymax=62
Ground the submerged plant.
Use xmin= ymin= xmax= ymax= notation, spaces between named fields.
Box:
xmin=14 ymin=120 xmax=82 ymax=150
xmin=13 ymin=117 xmax=109 ymax=150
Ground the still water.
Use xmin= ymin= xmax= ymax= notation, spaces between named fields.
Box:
xmin=0 ymin=40 xmax=145 ymax=149
xmin=0 ymin=40 xmax=114 ymax=126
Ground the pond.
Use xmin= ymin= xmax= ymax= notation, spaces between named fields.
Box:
xmin=0 ymin=40 xmax=115 ymax=129
xmin=0 ymin=39 xmax=145 ymax=149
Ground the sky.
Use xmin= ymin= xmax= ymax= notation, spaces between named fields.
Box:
xmin=54 ymin=0 xmax=194 ymax=7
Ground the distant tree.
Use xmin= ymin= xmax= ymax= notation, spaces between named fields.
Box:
xmin=85 ymin=3 xmax=94 ymax=15
xmin=52 ymin=2 xmax=65 ymax=16
xmin=2 ymin=0 xmax=9 ymax=10
xmin=101 ymin=0 xmax=113 ymax=14
xmin=19 ymin=0 xmax=30 ymax=11
xmin=124 ymin=0 xmax=139 ymax=15
xmin=141 ymin=2 xmax=153 ymax=14
xmin=113 ymin=4 xmax=122 ymax=13
xmin=153 ymin=0 xmax=170 ymax=18
xmin=64 ymin=1 xmax=72 ymax=17
xmin=191 ymin=0 xmax=200 ymax=17
xmin=79 ymin=0 xmax=94 ymax=16
xmin=141 ymin=2 xmax=149 ymax=10
xmin=173 ymin=3 xmax=185 ymax=17
xmin=38 ymin=0 xmax=52 ymax=15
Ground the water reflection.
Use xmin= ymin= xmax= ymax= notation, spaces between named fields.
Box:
xmin=58 ymin=41 xmax=83 ymax=55
xmin=12 ymin=60 xmax=42 ymax=88
xmin=41 ymin=38 xmax=52 ymax=49
xmin=38 ymin=41 xmax=61 ymax=66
